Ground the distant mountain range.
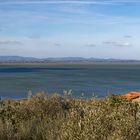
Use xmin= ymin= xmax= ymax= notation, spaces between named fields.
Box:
xmin=0 ymin=56 xmax=140 ymax=63
xmin=0 ymin=56 xmax=39 ymax=61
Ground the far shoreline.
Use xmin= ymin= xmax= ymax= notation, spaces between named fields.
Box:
xmin=0 ymin=61 xmax=140 ymax=65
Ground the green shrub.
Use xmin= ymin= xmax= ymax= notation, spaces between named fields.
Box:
xmin=0 ymin=93 xmax=140 ymax=140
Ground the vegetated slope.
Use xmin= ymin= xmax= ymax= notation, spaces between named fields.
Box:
xmin=0 ymin=92 xmax=140 ymax=140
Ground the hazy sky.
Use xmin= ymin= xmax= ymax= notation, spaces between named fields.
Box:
xmin=0 ymin=0 xmax=140 ymax=59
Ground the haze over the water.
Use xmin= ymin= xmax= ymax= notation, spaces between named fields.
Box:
xmin=0 ymin=0 xmax=140 ymax=59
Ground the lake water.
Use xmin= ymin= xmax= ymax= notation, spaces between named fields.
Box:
xmin=0 ymin=64 xmax=140 ymax=99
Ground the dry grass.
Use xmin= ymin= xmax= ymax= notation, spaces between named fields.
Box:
xmin=0 ymin=93 xmax=140 ymax=140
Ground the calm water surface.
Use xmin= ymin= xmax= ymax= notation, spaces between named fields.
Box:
xmin=0 ymin=64 xmax=140 ymax=99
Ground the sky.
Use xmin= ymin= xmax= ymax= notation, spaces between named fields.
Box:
xmin=0 ymin=0 xmax=140 ymax=59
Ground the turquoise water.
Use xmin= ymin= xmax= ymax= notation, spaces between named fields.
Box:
xmin=0 ymin=64 xmax=140 ymax=99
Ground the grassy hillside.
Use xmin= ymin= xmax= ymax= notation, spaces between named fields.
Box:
xmin=0 ymin=92 xmax=140 ymax=140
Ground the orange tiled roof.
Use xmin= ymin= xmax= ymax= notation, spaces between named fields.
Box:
xmin=122 ymin=91 xmax=140 ymax=100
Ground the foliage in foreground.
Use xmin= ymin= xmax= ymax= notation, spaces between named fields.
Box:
xmin=0 ymin=92 xmax=140 ymax=140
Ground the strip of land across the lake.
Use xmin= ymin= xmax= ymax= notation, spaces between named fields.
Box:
xmin=0 ymin=56 xmax=140 ymax=64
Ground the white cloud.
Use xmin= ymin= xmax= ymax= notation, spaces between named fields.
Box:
xmin=1 ymin=0 xmax=140 ymax=5
xmin=0 ymin=0 xmax=116 ymax=5
xmin=103 ymin=41 xmax=132 ymax=47
xmin=85 ymin=44 xmax=96 ymax=47
xmin=124 ymin=35 xmax=132 ymax=38
xmin=0 ymin=40 xmax=22 ymax=46
xmin=0 ymin=0 xmax=139 ymax=27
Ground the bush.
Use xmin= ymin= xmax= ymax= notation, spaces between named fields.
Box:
xmin=0 ymin=93 xmax=140 ymax=140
